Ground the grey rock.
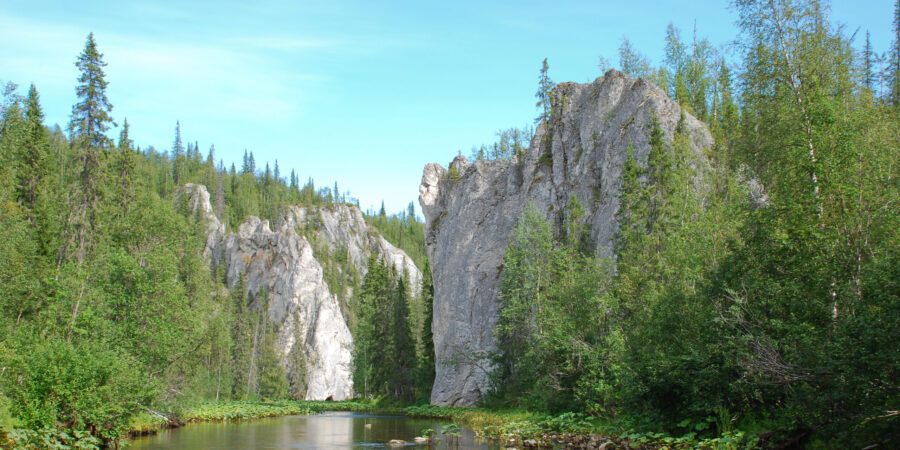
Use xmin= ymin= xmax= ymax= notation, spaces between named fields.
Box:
xmin=281 ymin=204 xmax=422 ymax=291
xmin=220 ymin=216 xmax=354 ymax=400
xmin=183 ymin=187 xmax=422 ymax=401
xmin=419 ymin=70 xmax=713 ymax=406
xmin=180 ymin=183 xmax=225 ymax=266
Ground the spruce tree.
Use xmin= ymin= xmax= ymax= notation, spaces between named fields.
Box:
xmin=18 ymin=84 xmax=51 ymax=211
xmin=69 ymin=33 xmax=114 ymax=150
xmin=215 ymin=170 xmax=225 ymax=220
xmin=391 ymin=272 xmax=415 ymax=400
xmin=418 ymin=259 xmax=435 ymax=397
xmin=66 ymin=32 xmax=115 ymax=264
xmin=892 ymin=0 xmax=900 ymax=104
xmin=172 ymin=121 xmax=185 ymax=185
xmin=113 ymin=117 xmax=136 ymax=213
xmin=534 ymin=58 xmax=555 ymax=124
xmin=864 ymin=30 xmax=874 ymax=91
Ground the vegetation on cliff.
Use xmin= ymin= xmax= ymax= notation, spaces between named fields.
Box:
xmin=0 ymin=34 xmax=433 ymax=447
xmin=486 ymin=1 xmax=899 ymax=446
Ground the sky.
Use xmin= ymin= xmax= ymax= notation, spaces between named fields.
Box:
xmin=1 ymin=0 xmax=895 ymax=217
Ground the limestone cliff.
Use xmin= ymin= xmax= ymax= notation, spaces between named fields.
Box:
xmin=419 ymin=70 xmax=714 ymax=406
xmin=281 ymin=205 xmax=422 ymax=293
xmin=182 ymin=185 xmax=422 ymax=400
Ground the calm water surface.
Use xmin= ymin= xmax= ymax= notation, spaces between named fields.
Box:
xmin=130 ymin=411 xmax=501 ymax=449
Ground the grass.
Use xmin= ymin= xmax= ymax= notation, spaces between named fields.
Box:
xmin=401 ymin=404 xmax=759 ymax=449
xmin=120 ymin=399 xmax=760 ymax=449
xmin=179 ymin=399 xmax=373 ymax=423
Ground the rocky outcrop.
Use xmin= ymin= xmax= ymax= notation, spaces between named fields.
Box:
xmin=281 ymin=205 xmax=422 ymax=291
xmin=419 ymin=70 xmax=713 ymax=406
xmin=219 ymin=216 xmax=354 ymax=400
xmin=182 ymin=185 xmax=422 ymax=401
xmin=180 ymin=184 xmax=225 ymax=264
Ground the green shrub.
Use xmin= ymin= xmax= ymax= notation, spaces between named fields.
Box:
xmin=0 ymin=336 xmax=154 ymax=444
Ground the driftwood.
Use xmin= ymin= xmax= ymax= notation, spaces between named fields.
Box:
xmin=136 ymin=402 xmax=179 ymax=426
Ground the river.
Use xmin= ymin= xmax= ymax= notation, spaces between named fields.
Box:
xmin=130 ymin=411 xmax=502 ymax=449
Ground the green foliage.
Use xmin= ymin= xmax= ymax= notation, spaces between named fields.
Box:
xmin=618 ymin=37 xmax=652 ymax=79
xmin=470 ymin=127 xmax=534 ymax=162
xmin=0 ymin=34 xmax=323 ymax=444
xmin=491 ymin=2 xmax=900 ymax=446
xmin=364 ymin=202 xmax=427 ymax=272
xmin=352 ymin=255 xmax=419 ymax=402
xmin=535 ymin=58 xmax=555 ymax=124
xmin=415 ymin=259 xmax=436 ymax=402
xmin=447 ymin=164 xmax=459 ymax=182
xmin=2 ymin=3 xmax=898 ymax=447
xmin=69 ymin=33 xmax=114 ymax=150
xmin=8 ymin=427 xmax=102 ymax=449
xmin=0 ymin=336 xmax=153 ymax=444
xmin=490 ymin=202 xmax=612 ymax=412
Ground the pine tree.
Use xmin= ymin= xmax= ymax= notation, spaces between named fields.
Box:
xmin=534 ymin=58 xmax=555 ymax=124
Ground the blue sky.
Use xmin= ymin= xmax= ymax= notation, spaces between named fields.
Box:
xmin=1 ymin=0 xmax=895 ymax=217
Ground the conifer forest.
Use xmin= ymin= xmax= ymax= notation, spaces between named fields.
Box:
xmin=0 ymin=0 xmax=898 ymax=448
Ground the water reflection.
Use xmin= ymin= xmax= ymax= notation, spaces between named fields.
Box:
xmin=131 ymin=411 xmax=499 ymax=449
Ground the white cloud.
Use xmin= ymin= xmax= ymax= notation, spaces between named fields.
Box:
xmin=0 ymin=13 xmax=331 ymax=128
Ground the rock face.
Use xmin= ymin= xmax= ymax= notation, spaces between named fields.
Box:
xmin=180 ymin=184 xmax=225 ymax=264
xmin=182 ymin=185 xmax=422 ymax=400
xmin=218 ymin=216 xmax=353 ymax=400
xmin=281 ymin=205 xmax=422 ymax=292
xmin=419 ymin=70 xmax=713 ymax=406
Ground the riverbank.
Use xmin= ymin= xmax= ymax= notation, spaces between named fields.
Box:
xmin=124 ymin=400 xmax=758 ymax=449
xmin=127 ymin=400 xmax=375 ymax=437
xmin=402 ymin=405 xmax=760 ymax=449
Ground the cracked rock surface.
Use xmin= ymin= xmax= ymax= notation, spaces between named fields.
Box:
xmin=419 ymin=70 xmax=713 ymax=406
xmin=184 ymin=185 xmax=421 ymax=400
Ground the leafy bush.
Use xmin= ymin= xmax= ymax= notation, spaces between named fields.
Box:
xmin=0 ymin=336 xmax=153 ymax=444
xmin=8 ymin=427 xmax=102 ymax=449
